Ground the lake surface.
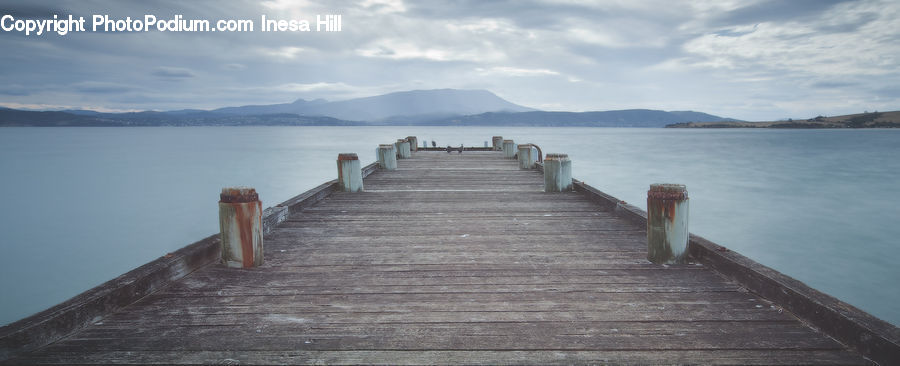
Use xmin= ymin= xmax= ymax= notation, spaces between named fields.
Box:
xmin=1 ymin=127 xmax=898 ymax=327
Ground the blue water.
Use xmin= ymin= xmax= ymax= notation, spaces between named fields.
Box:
xmin=1 ymin=127 xmax=898 ymax=328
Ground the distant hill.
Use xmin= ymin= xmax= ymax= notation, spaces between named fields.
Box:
xmin=0 ymin=88 xmax=743 ymax=127
xmin=214 ymin=89 xmax=535 ymax=122
xmin=413 ymin=109 xmax=740 ymax=127
xmin=0 ymin=109 xmax=104 ymax=126
xmin=213 ymin=98 xmax=329 ymax=116
xmin=667 ymin=111 xmax=900 ymax=128
xmin=0 ymin=109 xmax=362 ymax=127
xmin=0 ymin=107 xmax=737 ymax=128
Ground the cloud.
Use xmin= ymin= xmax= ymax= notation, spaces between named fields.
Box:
xmin=811 ymin=81 xmax=859 ymax=89
xmin=476 ymin=66 xmax=560 ymax=77
xmin=0 ymin=0 xmax=898 ymax=120
xmin=677 ymin=0 xmax=900 ymax=78
xmin=710 ymin=0 xmax=855 ymax=26
xmin=150 ymin=66 xmax=195 ymax=79
xmin=713 ymin=24 xmax=759 ymax=37
xmin=260 ymin=46 xmax=307 ymax=60
xmin=223 ymin=63 xmax=246 ymax=70
xmin=226 ymin=81 xmax=379 ymax=101
xmin=73 ymin=81 xmax=136 ymax=94
xmin=260 ymin=0 xmax=316 ymax=10
xmin=268 ymin=81 xmax=358 ymax=93
xmin=356 ymin=39 xmax=505 ymax=62
xmin=360 ymin=0 xmax=407 ymax=14
xmin=0 ymin=101 xmax=137 ymax=112
xmin=0 ymin=4 xmax=68 ymax=19
xmin=874 ymin=85 xmax=900 ymax=98
xmin=0 ymin=84 xmax=31 ymax=96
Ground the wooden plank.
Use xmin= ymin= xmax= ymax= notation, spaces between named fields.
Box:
xmin=8 ymin=350 xmax=870 ymax=366
xmin=120 ymin=290 xmax=768 ymax=308
xmin=51 ymin=322 xmax=840 ymax=351
xmin=158 ymin=283 xmax=745 ymax=297
xmin=175 ymin=267 xmax=731 ymax=287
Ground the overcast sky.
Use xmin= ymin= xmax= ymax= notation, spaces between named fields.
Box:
xmin=1 ymin=0 xmax=898 ymax=121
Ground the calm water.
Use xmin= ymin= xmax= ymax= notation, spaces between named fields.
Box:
xmin=1 ymin=127 xmax=898 ymax=327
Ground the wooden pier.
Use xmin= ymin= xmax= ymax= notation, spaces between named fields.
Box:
xmin=2 ymin=144 xmax=898 ymax=365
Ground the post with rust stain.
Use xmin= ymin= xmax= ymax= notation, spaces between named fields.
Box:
xmin=517 ymin=144 xmax=535 ymax=169
xmin=406 ymin=136 xmax=418 ymax=152
xmin=492 ymin=136 xmax=503 ymax=151
xmin=337 ymin=153 xmax=364 ymax=192
xmin=502 ymin=139 xmax=516 ymax=159
xmin=543 ymin=153 xmax=572 ymax=192
xmin=219 ymin=187 xmax=263 ymax=268
xmin=647 ymin=184 xmax=689 ymax=264
xmin=396 ymin=138 xmax=411 ymax=159
xmin=377 ymin=144 xmax=397 ymax=170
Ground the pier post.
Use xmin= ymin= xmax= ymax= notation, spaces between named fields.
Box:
xmin=406 ymin=136 xmax=418 ymax=152
xmin=502 ymin=139 xmax=517 ymax=159
xmin=337 ymin=153 xmax=364 ymax=192
xmin=378 ymin=144 xmax=397 ymax=170
xmin=492 ymin=136 xmax=503 ymax=151
xmin=518 ymin=144 xmax=536 ymax=169
xmin=543 ymin=153 xmax=572 ymax=192
xmin=219 ymin=187 xmax=264 ymax=268
xmin=647 ymin=184 xmax=689 ymax=264
xmin=396 ymin=139 xmax=412 ymax=159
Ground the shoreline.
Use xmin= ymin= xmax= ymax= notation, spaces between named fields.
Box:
xmin=667 ymin=111 xmax=900 ymax=128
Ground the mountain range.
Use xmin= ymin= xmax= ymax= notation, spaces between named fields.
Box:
xmin=213 ymin=89 xmax=535 ymax=122
xmin=0 ymin=89 xmax=739 ymax=127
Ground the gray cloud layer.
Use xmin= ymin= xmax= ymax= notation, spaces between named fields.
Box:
xmin=1 ymin=0 xmax=897 ymax=120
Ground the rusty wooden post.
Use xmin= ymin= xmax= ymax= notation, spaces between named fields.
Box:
xmin=219 ymin=187 xmax=263 ymax=268
xmin=337 ymin=153 xmax=364 ymax=192
xmin=647 ymin=184 xmax=689 ymax=264
xmin=502 ymin=139 xmax=516 ymax=159
xmin=543 ymin=153 xmax=572 ymax=192
xmin=377 ymin=144 xmax=397 ymax=170
xmin=396 ymin=139 xmax=411 ymax=159
xmin=406 ymin=136 xmax=418 ymax=152
xmin=517 ymin=144 xmax=535 ymax=169
xmin=492 ymin=136 xmax=503 ymax=151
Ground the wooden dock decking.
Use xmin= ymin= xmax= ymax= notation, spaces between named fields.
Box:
xmin=0 ymin=150 xmax=883 ymax=364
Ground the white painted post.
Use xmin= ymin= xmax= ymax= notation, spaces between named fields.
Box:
xmin=406 ymin=136 xmax=418 ymax=152
xmin=517 ymin=144 xmax=536 ymax=169
xmin=492 ymin=136 xmax=503 ymax=151
xmin=219 ymin=187 xmax=264 ymax=268
xmin=337 ymin=153 xmax=364 ymax=192
xmin=543 ymin=153 xmax=572 ymax=192
xmin=396 ymin=139 xmax=411 ymax=159
xmin=377 ymin=144 xmax=397 ymax=170
xmin=647 ymin=184 xmax=689 ymax=264
xmin=502 ymin=139 xmax=517 ymax=159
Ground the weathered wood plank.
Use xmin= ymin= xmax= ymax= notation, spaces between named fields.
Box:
xmin=158 ymin=283 xmax=745 ymax=297
xmin=8 ymin=350 xmax=871 ymax=366
xmin=52 ymin=322 xmax=840 ymax=351
xmin=118 ymin=290 xmax=768 ymax=309
xmin=174 ymin=267 xmax=731 ymax=287
xmin=89 ymin=308 xmax=795 ymax=325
